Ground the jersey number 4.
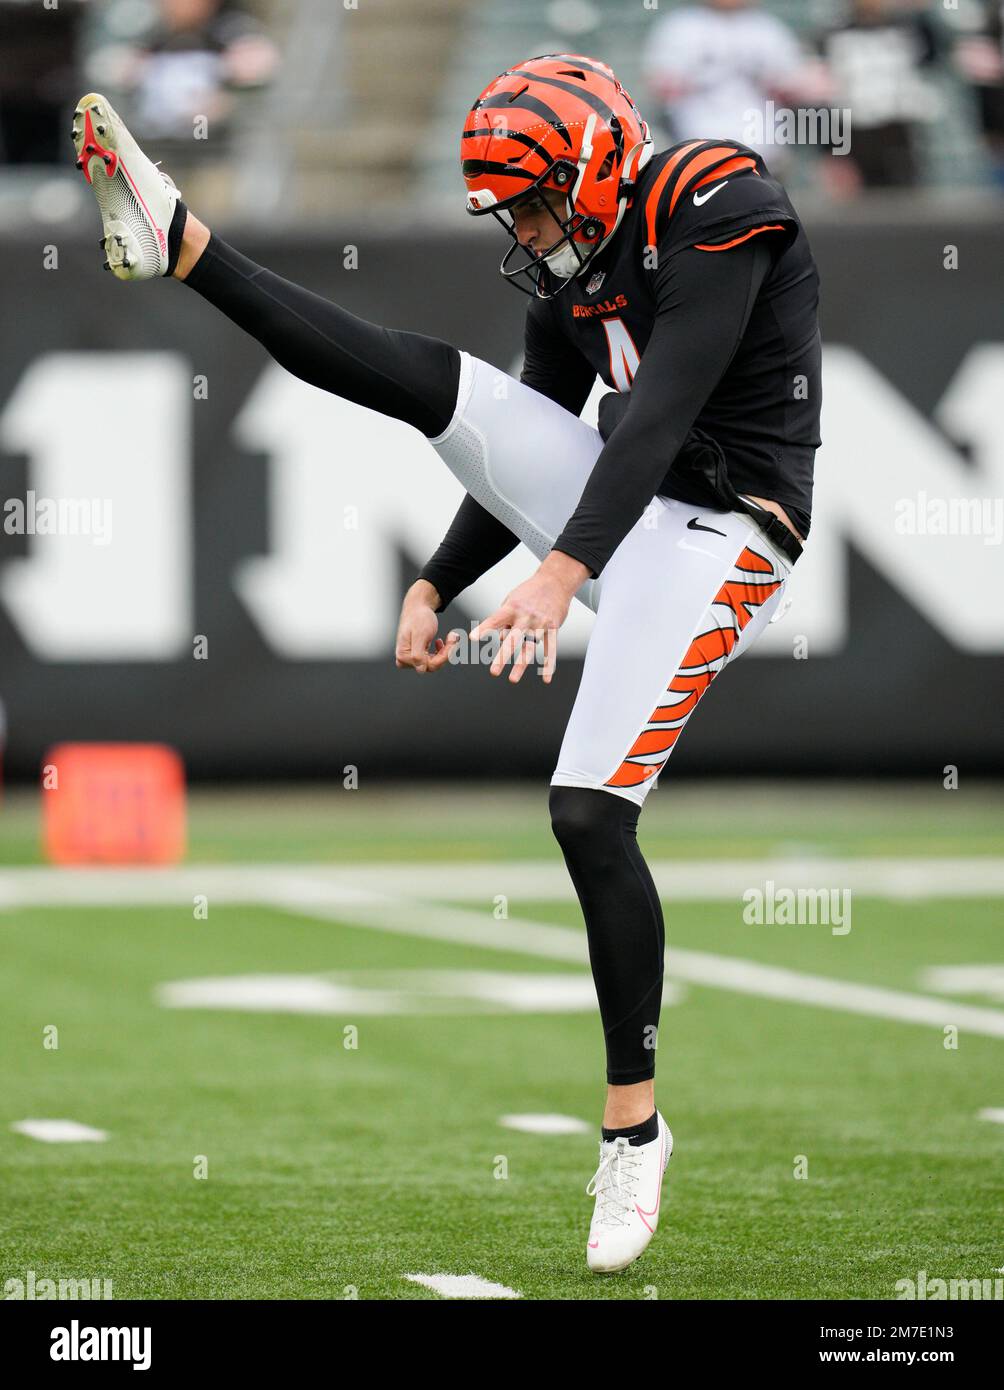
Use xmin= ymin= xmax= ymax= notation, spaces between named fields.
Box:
xmin=602 ymin=316 xmax=641 ymax=392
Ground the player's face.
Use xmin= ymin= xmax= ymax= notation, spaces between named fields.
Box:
xmin=510 ymin=186 xmax=569 ymax=258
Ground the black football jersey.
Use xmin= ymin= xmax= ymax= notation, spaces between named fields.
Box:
xmin=523 ymin=138 xmax=822 ymax=559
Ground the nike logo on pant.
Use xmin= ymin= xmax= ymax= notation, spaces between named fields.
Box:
xmin=687 ymin=517 xmax=727 ymax=537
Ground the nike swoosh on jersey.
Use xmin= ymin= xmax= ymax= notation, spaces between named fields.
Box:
xmin=692 ymin=181 xmax=727 ymax=206
xmin=687 ymin=517 xmax=727 ymax=537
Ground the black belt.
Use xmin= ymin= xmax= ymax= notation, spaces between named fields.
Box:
xmin=734 ymin=496 xmax=803 ymax=568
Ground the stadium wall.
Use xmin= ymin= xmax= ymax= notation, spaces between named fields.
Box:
xmin=0 ymin=215 xmax=1001 ymax=779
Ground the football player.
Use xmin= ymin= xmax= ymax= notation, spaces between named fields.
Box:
xmin=73 ymin=53 xmax=820 ymax=1274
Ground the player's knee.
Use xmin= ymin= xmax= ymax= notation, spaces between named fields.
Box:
xmin=549 ymin=784 xmax=599 ymax=849
xmin=549 ymin=784 xmax=638 ymax=865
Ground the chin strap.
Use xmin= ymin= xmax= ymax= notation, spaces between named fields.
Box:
xmin=542 ymin=239 xmax=586 ymax=279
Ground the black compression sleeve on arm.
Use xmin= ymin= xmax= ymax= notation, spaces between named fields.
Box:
xmin=552 ymin=238 xmax=774 ymax=577
xmin=416 ymin=493 xmax=519 ymax=612
xmin=184 ymin=233 xmax=461 ymax=438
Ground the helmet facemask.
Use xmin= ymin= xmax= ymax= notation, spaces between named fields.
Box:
xmin=485 ymin=158 xmax=609 ymax=298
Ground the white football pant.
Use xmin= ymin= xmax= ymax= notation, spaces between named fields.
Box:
xmin=429 ymin=350 xmax=793 ymax=806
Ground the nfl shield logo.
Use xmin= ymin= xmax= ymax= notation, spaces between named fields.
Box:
xmin=586 ymin=271 xmax=606 ymax=295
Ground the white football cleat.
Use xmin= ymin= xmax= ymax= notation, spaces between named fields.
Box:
xmin=586 ymin=1111 xmax=672 ymax=1273
xmin=71 ymin=92 xmax=180 ymax=281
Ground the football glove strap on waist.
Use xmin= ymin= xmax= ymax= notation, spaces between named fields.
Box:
xmin=598 ymin=405 xmax=804 ymax=568
xmin=735 ymin=498 xmax=803 ymax=567
xmin=672 ymin=427 xmax=803 ymax=566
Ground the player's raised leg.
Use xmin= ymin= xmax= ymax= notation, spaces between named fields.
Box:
xmin=72 ymin=96 xmax=606 ymax=584
xmin=428 ymin=351 xmax=604 ymax=612
xmin=73 ymin=93 xmax=462 ymax=440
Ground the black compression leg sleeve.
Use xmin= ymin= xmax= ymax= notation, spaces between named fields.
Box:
xmin=549 ymin=785 xmax=665 ymax=1085
xmin=183 ymin=233 xmax=461 ymax=438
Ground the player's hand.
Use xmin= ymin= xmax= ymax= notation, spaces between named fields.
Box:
xmin=471 ymin=552 xmax=589 ymax=686
xmin=394 ymin=584 xmax=459 ymax=675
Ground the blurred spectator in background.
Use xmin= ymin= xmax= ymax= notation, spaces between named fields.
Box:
xmin=821 ymin=0 xmax=940 ymax=191
xmin=132 ymin=0 xmax=276 ymax=141
xmin=642 ymin=0 xmax=824 ymax=169
xmin=90 ymin=0 xmax=277 ymax=148
xmin=0 ymin=0 xmax=88 ymax=164
xmin=951 ymin=0 xmax=1004 ymax=188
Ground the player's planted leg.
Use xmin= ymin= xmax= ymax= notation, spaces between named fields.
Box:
xmin=549 ymin=785 xmax=674 ymax=1272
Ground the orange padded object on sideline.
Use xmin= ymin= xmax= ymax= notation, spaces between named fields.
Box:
xmin=42 ymin=743 xmax=186 ymax=865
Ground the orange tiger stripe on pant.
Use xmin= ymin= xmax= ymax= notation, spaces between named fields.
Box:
xmin=605 ymin=545 xmax=782 ymax=789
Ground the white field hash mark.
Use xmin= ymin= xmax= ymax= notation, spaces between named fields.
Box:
xmin=11 ymin=1120 xmax=108 ymax=1143
xmin=157 ymin=970 xmax=604 ymax=1015
xmin=156 ymin=970 xmax=683 ymax=1015
xmin=499 ymin=1114 xmax=591 ymax=1135
xmin=404 ymin=1272 xmax=521 ymax=1300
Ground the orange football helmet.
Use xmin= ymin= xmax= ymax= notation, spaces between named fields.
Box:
xmin=461 ymin=54 xmax=653 ymax=297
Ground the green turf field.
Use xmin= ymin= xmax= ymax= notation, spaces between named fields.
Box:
xmin=2 ymin=783 xmax=1002 ymax=1300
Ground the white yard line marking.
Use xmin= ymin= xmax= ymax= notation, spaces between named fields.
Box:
xmin=330 ymin=857 xmax=1004 ymax=901
xmin=669 ymin=949 xmax=1004 ymax=1039
xmin=977 ymin=1108 xmax=1004 ymax=1125
xmin=150 ymin=887 xmax=1004 ymax=1038
xmin=403 ymin=1272 xmax=521 ymax=1300
xmin=499 ymin=1114 xmax=591 ymax=1135
xmin=11 ymin=1120 xmax=108 ymax=1143
xmin=0 ymin=856 xmax=1001 ymax=909
xmin=274 ymin=897 xmax=1004 ymax=1039
xmin=275 ymin=891 xmax=593 ymax=962
xmin=5 ymin=862 xmax=1004 ymax=1038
